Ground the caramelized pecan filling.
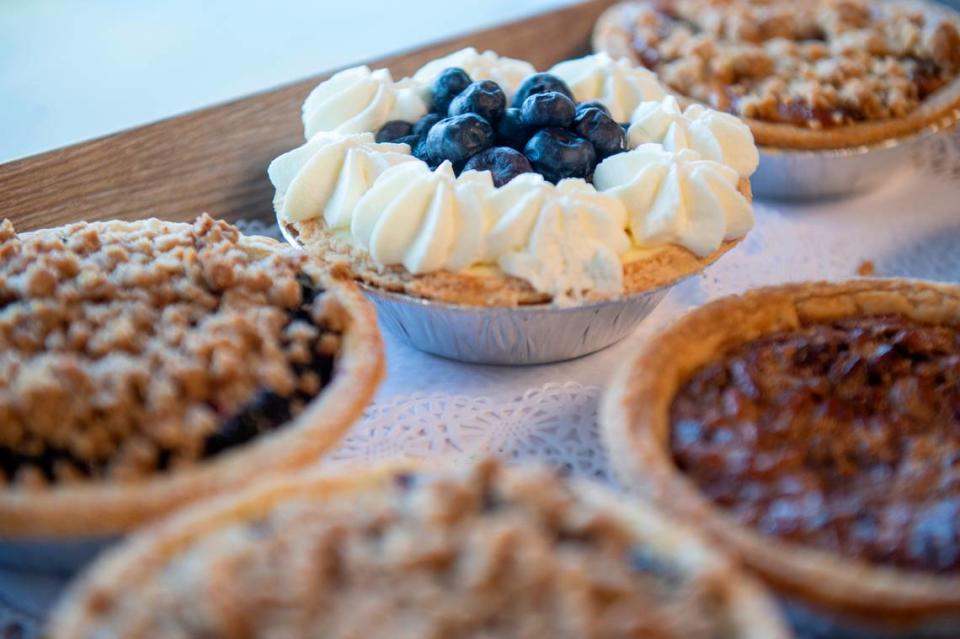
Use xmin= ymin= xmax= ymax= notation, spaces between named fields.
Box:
xmin=620 ymin=0 xmax=960 ymax=128
xmin=671 ymin=315 xmax=960 ymax=573
xmin=0 ymin=215 xmax=343 ymax=488
xmin=85 ymin=462 xmax=730 ymax=638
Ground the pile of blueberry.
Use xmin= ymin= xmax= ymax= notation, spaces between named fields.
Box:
xmin=375 ymin=68 xmax=629 ymax=188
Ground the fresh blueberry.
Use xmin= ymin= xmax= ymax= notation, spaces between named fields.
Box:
xmin=426 ymin=114 xmax=495 ymax=167
xmin=375 ymin=120 xmax=413 ymax=143
xmin=495 ymin=107 xmax=532 ymax=150
xmin=395 ymin=134 xmax=422 ymax=149
xmin=431 ymin=67 xmax=472 ymax=114
xmin=576 ymin=100 xmax=611 ymax=117
xmin=520 ymin=91 xmax=576 ymax=129
xmin=463 ymin=146 xmax=533 ymax=187
xmin=524 ymin=128 xmax=597 ymax=183
xmin=413 ymin=137 xmax=436 ymax=167
xmin=572 ymin=107 xmax=627 ymax=158
xmin=412 ymin=112 xmax=443 ymax=138
xmin=512 ymin=72 xmax=574 ymax=108
xmin=448 ymin=80 xmax=506 ymax=123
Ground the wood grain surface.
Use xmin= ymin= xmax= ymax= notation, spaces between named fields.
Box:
xmin=0 ymin=1 xmax=616 ymax=232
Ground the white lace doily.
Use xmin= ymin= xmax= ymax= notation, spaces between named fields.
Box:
xmin=3 ymin=128 xmax=960 ymax=636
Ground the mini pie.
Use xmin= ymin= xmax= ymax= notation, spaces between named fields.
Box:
xmin=271 ymin=48 xmax=759 ymax=307
xmin=48 ymin=458 xmax=791 ymax=638
xmin=602 ymin=279 xmax=960 ymax=635
xmin=0 ymin=215 xmax=383 ymax=538
xmin=593 ymin=0 xmax=960 ymax=150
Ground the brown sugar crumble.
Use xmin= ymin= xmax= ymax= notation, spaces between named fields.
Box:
xmin=621 ymin=0 xmax=960 ymax=127
xmin=857 ymin=259 xmax=877 ymax=276
xmin=671 ymin=315 xmax=960 ymax=573
xmin=87 ymin=460 xmax=730 ymax=638
xmin=0 ymin=215 xmax=343 ymax=488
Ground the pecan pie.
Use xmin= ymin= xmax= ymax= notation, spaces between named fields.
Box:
xmin=49 ymin=459 xmax=790 ymax=639
xmin=594 ymin=0 xmax=960 ymax=149
xmin=0 ymin=215 xmax=383 ymax=538
xmin=603 ymin=280 xmax=960 ymax=636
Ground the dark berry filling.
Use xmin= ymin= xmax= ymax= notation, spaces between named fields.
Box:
xmin=0 ymin=279 xmax=340 ymax=485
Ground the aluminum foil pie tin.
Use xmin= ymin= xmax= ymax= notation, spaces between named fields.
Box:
xmin=784 ymin=597 xmax=960 ymax=639
xmin=0 ymin=536 xmax=115 ymax=576
xmin=361 ymin=284 xmax=671 ymax=365
xmin=752 ymin=127 xmax=942 ymax=201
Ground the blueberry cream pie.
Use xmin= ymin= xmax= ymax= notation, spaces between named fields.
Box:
xmin=594 ymin=0 xmax=960 ymax=150
xmin=0 ymin=215 xmax=382 ymax=539
xmin=603 ymin=280 xmax=960 ymax=636
xmin=272 ymin=48 xmax=758 ymax=306
xmin=49 ymin=459 xmax=791 ymax=638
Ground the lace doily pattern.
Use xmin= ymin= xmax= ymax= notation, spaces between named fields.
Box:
xmin=330 ymin=382 xmax=611 ymax=483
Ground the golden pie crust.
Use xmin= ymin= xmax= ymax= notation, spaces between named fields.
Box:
xmin=282 ymin=180 xmax=751 ymax=307
xmin=594 ymin=0 xmax=960 ymax=150
xmin=48 ymin=459 xmax=790 ymax=639
xmin=602 ymin=279 xmax=960 ymax=632
xmin=0 ymin=218 xmax=384 ymax=539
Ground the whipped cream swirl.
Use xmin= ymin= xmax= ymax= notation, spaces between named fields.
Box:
xmin=548 ymin=53 xmax=667 ymax=122
xmin=488 ymin=175 xmax=630 ymax=302
xmin=348 ymin=161 xmax=630 ymax=301
xmin=629 ymin=96 xmax=759 ymax=178
xmin=594 ymin=144 xmax=753 ymax=257
xmin=413 ymin=47 xmax=536 ymax=101
xmin=269 ymin=132 xmax=417 ymax=225
xmin=352 ymin=161 xmax=494 ymax=274
xmin=302 ymin=66 xmax=428 ymax=138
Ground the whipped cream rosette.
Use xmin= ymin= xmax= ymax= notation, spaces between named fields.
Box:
xmin=548 ymin=52 xmax=668 ymax=123
xmin=271 ymin=49 xmax=759 ymax=361
xmin=594 ymin=144 xmax=753 ymax=257
xmin=302 ymin=66 xmax=428 ymax=137
xmin=351 ymin=161 xmax=493 ymax=274
xmin=412 ymin=47 xmax=536 ymax=101
xmin=628 ymin=96 xmax=759 ymax=178
xmin=269 ymin=132 xmax=417 ymax=225
xmin=487 ymin=174 xmax=630 ymax=300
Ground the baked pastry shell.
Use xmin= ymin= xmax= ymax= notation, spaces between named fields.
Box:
xmin=0 ymin=224 xmax=384 ymax=545
xmin=593 ymin=0 xmax=960 ymax=200
xmin=47 ymin=459 xmax=791 ymax=639
xmin=280 ymin=181 xmax=750 ymax=364
xmin=601 ymin=279 xmax=960 ymax=634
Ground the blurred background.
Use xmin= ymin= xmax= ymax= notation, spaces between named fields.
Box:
xmin=0 ymin=0 xmax=576 ymax=163
xmin=2 ymin=0 xmax=959 ymax=163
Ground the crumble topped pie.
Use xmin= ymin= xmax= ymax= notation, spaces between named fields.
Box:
xmin=603 ymin=280 xmax=960 ymax=635
xmin=49 ymin=459 xmax=790 ymax=639
xmin=0 ymin=215 xmax=382 ymax=537
xmin=594 ymin=0 xmax=960 ymax=148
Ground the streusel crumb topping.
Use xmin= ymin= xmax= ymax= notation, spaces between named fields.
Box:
xmin=623 ymin=0 xmax=960 ymax=127
xmin=83 ymin=460 xmax=728 ymax=638
xmin=0 ymin=215 xmax=342 ymax=488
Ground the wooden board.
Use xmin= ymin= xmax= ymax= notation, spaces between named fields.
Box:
xmin=0 ymin=1 xmax=618 ymax=232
